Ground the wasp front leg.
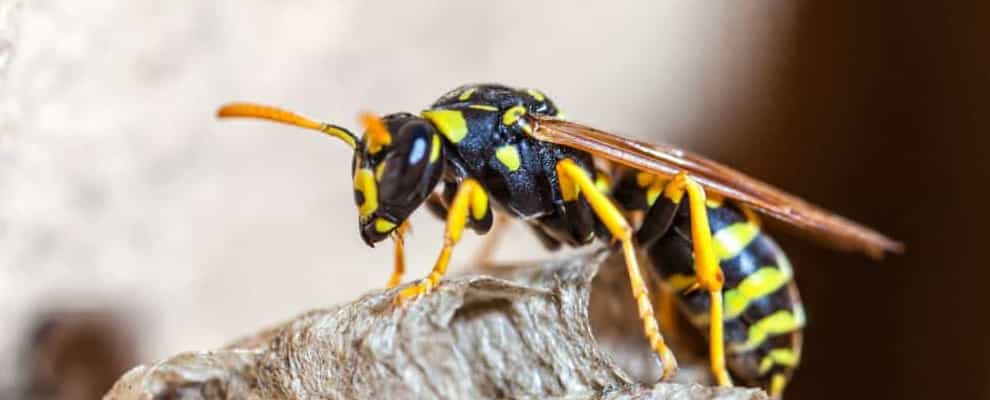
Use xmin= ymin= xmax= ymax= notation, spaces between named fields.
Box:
xmin=395 ymin=179 xmax=489 ymax=304
xmin=556 ymin=159 xmax=679 ymax=380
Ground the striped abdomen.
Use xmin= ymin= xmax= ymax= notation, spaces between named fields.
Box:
xmin=646 ymin=201 xmax=805 ymax=394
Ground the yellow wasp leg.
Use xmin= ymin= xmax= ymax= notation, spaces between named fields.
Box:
xmin=396 ymin=179 xmax=485 ymax=304
xmin=386 ymin=221 xmax=411 ymax=289
xmin=472 ymin=214 xmax=511 ymax=267
xmin=663 ymin=172 xmax=732 ymax=387
xmin=557 ymin=159 xmax=679 ymax=380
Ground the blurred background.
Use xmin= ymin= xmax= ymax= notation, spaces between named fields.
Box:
xmin=0 ymin=1 xmax=986 ymax=399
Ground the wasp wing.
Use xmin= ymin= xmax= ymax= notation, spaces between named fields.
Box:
xmin=531 ymin=116 xmax=903 ymax=259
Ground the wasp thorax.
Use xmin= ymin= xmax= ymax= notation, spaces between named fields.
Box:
xmin=353 ymin=113 xmax=445 ymax=246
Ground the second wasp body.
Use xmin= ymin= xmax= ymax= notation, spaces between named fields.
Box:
xmin=218 ymin=83 xmax=901 ymax=398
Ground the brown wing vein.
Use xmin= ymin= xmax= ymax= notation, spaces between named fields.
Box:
xmin=531 ymin=116 xmax=903 ymax=259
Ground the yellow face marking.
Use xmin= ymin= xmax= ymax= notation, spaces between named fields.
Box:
xmin=502 ymin=105 xmax=533 ymax=134
xmin=713 ymin=222 xmax=760 ymax=260
xmin=468 ymin=104 xmax=498 ymax=111
xmin=374 ymin=218 xmax=396 ymax=233
xmin=495 ymin=145 xmax=522 ymax=172
xmin=353 ymin=169 xmax=378 ymax=219
xmin=422 ymin=109 xmax=468 ymax=143
xmin=758 ymin=348 xmax=800 ymax=374
xmin=735 ymin=308 xmax=806 ymax=352
xmin=375 ymin=160 xmax=387 ymax=181
xmin=429 ymin=134 xmax=441 ymax=163
xmin=470 ymin=187 xmax=489 ymax=221
xmin=723 ymin=266 xmax=793 ymax=319
xmin=526 ymin=88 xmax=545 ymax=101
xmin=458 ymin=87 xmax=476 ymax=101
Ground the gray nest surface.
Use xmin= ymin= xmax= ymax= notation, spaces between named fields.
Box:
xmin=104 ymin=250 xmax=766 ymax=399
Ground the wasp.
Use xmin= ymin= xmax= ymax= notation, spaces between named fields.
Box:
xmin=216 ymin=84 xmax=901 ymax=398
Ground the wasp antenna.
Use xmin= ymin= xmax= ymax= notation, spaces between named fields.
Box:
xmin=359 ymin=111 xmax=392 ymax=154
xmin=217 ymin=102 xmax=358 ymax=149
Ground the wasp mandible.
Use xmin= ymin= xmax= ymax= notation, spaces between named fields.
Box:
xmin=216 ymin=84 xmax=902 ymax=398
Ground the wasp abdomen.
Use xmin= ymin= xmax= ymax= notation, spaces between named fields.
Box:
xmin=611 ymin=170 xmax=804 ymax=393
xmin=647 ymin=205 xmax=804 ymax=393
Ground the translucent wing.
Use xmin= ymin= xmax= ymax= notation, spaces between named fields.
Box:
xmin=531 ymin=116 xmax=903 ymax=259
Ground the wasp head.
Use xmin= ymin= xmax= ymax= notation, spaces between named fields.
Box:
xmin=352 ymin=112 xmax=445 ymax=245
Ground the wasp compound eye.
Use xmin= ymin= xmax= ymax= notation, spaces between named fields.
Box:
xmin=378 ymin=121 xmax=439 ymax=204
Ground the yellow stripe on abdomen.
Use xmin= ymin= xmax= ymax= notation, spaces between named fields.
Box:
xmin=758 ymin=348 xmax=800 ymax=374
xmin=713 ymin=222 xmax=760 ymax=260
xmin=731 ymin=304 xmax=806 ymax=352
xmin=723 ymin=264 xmax=793 ymax=319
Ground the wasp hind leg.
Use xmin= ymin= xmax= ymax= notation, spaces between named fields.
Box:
xmin=662 ymin=172 xmax=732 ymax=387
xmin=556 ymin=159 xmax=679 ymax=380
xmin=395 ymin=179 xmax=489 ymax=304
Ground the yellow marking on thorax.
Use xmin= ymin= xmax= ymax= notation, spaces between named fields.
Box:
xmin=353 ymin=169 xmax=378 ymax=218
xmin=723 ymin=266 xmax=793 ymax=319
xmin=422 ymin=110 xmax=468 ymax=143
xmin=374 ymin=218 xmax=396 ymax=233
xmin=495 ymin=145 xmax=522 ymax=172
xmin=429 ymin=134 xmax=441 ymax=163
xmin=734 ymin=306 xmax=806 ymax=352
xmin=713 ymin=222 xmax=760 ymax=260
xmin=502 ymin=105 xmax=532 ymax=134
xmin=458 ymin=87 xmax=476 ymax=101
xmin=758 ymin=348 xmax=800 ymax=374
xmin=526 ymin=88 xmax=545 ymax=101
xmin=468 ymin=104 xmax=498 ymax=111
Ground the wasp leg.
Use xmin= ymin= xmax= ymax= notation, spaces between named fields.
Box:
xmin=471 ymin=213 xmax=511 ymax=267
xmin=386 ymin=221 xmax=411 ymax=289
xmin=556 ymin=159 xmax=679 ymax=380
xmin=396 ymin=179 xmax=487 ymax=304
xmin=426 ymin=188 xmax=504 ymax=268
xmin=663 ymin=172 xmax=732 ymax=387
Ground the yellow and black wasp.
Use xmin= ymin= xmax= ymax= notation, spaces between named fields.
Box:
xmin=216 ymin=84 xmax=902 ymax=398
